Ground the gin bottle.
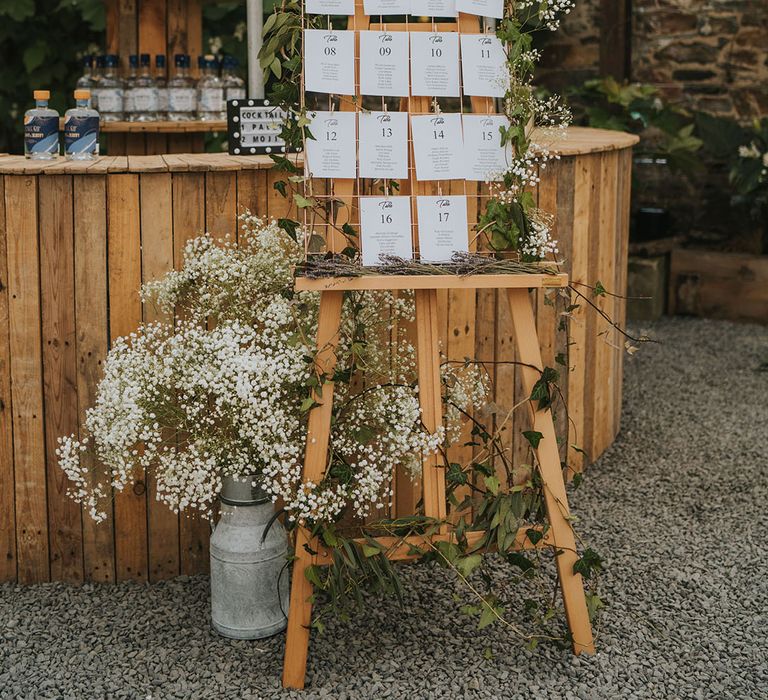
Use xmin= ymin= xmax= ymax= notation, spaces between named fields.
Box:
xmin=64 ymin=90 xmax=99 ymax=161
xmin=93 ymin=54 xmax=124 ymax=121
xmin=91 ymin=55 xmax=105 ymax=111
xmin=124 ymin=54 xmax=138 ymax=120
xmin=168 ymin=54 xmax=197 ymax=121
xmin=222 ymin=56 xmax=246 ymax=102
xmin=76 ymin=55 xmax=95 ymax=91
xmin=24 ymin=90 xmax=59 ymax=160
xmin=197 ymin=54 xmax=225 ymax=121
xmin=155 ymin=54 xmax=168 ymax=120
xmin=128 ymin=54 xmax=159 ymax=121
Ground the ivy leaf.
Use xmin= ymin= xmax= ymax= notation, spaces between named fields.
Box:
xmin=555 ymin=352 xmax=567 ymax=366
xmin=293 ymin=193 xmax=315 ymax=208
xmin=304 ymin=565 xmax=323 ymax=587
xmin=523 ymin=430 xmax=543 ymax=449
xmin=585 ymin=592 xmax=604 ymax=621
xmin=277 ymin=218 xmax=298 ymax=241
xmin=362 ymin=543 xmax=381 ymax=558
xmin=455 ymin=554 xmax=483 ymax=579
xmin=574 ymin=548 xmax=603 ymax=578
xmin=300 ymin=397 xmax=316 ymax=413
xmin=478 ymin=598 xmax=503 ymax=630
xmin=593 ymin=280 xmax=607 ymax=297
xmin=447 ymin=462 xmax=468 ymax=485
xmin=525 ymin=528 xmax=543 ymax=545
xmin=483 ymin=475 xmax=500 ymax=495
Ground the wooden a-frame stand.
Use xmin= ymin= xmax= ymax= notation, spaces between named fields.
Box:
xmin=282 ymin=273 xmax=596 ymax=689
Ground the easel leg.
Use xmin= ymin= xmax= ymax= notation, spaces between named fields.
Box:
xmin=282 ymin=290 xmax=345 ymax=689
xmin=414 ymin=289 xmax=447 ymax=524
xmin=506 ymin=288 xmax=596 ymax=655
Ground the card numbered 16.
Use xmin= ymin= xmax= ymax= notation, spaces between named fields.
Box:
xmin=360 ymin=196 xmax=414 ymax=266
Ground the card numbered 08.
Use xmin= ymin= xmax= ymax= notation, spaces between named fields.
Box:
xmin=227 ymin=99 xmax=300 ymax=156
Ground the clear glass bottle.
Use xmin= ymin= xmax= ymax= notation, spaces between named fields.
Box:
xmin=167 ymin=54 xmax=197 ymax=121
xmin=127 ymin=53 xmax=159 ymax=121
xmin=155 ymin=54 xmax=168 ymax=120
xmin=222 ymin=56 xmax=246 ymax=102
xmin=24 ymin=90 xmax=59 ymax=160
xmin=93 ymin=54 xmax=124 ymax=121
xmin=76 ymin=55 xmax=95 ymax=91
xmin=197 ymin=54 xmax=225 ymax=121
xmin=64 ymin=89 xmax=99 ymax=161
xmin=91 ymin=55 xmax=105 ymax=111
xmin=124 ymin=54 xmax=138 ymax=120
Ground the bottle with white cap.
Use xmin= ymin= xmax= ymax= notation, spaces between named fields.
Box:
xmin=196 ymin=54 xmax=225 ymax=121
xmin=24 ymin=90 xmax=59 ymax=160
xmin=64 ymin=89 xmax=100 ymax=161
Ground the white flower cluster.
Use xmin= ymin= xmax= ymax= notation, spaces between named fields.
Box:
xmin=517 ymin=0 xmax=575 ymax=30
xmin=60 ymin=215 xmax=490 ymax=526
xmin=521 ymin=212 xmax=559 ymax=259
xmin=738 ymin=142 xmax=768 ymax=180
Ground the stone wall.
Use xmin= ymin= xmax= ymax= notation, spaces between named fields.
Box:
xmin=538 ymin=0 xmax=768 ymax=123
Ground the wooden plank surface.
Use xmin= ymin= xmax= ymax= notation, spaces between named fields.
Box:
xmin=0 ymin=175 xmax=17 ymax=581
xmin=73 ymin=175 xmax=116 ymax=582
xmin=5 ymin=175 xmax=49 ymax=583
xmin=139 ymin=0 xmax=167 ymax=57
xmin=205 ymin=171 xmax=238 ymax=240
xmin=107 ymin=173 xmax=148 ymax=582
xmin=39 ymin=176 xmax=84 ymax=583
xmin=294 ymin=273 xmax=568 ymax=292
xmin=140 ymin=172 xmax=180 ymax=582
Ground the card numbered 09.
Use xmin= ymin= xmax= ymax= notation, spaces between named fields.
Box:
xmin=227 ymin=99 xmax=299 ymax=156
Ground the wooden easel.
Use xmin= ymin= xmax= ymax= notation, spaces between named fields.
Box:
xmin=282 ymin=5 xmax=595 ymax=689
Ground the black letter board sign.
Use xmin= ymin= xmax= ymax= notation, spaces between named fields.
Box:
xmin=227 ymin=98 xmax=299 ymax=155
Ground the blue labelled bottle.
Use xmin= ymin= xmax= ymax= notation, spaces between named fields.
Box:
xmin=64 ymin=90 xmax=100 ymax=160
xmin=24 ymin=90 xmax=59 ymax=160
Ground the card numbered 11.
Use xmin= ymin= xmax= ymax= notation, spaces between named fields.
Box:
xmin=305 ymin=111 xmax=357 ymax=179
xmin=360 ymin=196 xmax=414 ymax=266
xmin=460 ymin=34 xmax=508 ymax=98
xmin=417 ymin=196 xmax=469 ymax=262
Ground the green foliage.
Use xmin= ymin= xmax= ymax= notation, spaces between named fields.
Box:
xmin=0 ymin=0 xmax=104 ymax=154
xmin=568 ymin=76 xmax=703 ymax=175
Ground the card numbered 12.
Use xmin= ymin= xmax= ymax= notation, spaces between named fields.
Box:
xmin=416 ymin=196 xmax=469 ymax=262
xmin=304 ymin=29 xmax=356 ymax=95
xmin=305 ymin=110 xmax=357 ymax=179
xmin=360 ymin=196 xmax=414 ymax=266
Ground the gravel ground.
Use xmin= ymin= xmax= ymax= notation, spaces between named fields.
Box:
xmin=2 ymin=317 xmax=767 ymax=700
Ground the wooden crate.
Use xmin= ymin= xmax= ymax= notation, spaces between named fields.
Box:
xmin=0 ymin=127 xmax=637 ymax=584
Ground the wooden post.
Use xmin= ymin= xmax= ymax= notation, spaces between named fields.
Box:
xmin=506 ymin=288 xmax=595 ymax=655
xmin=599 ymin=0 xmax=632 ymax=81
xmin=282 ymin=289 xmax=344 ymax=690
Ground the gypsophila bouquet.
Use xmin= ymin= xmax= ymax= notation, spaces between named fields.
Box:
xmin=59 ymin=215 xmax=489 ymax=526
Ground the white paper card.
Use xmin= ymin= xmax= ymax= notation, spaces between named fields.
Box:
xmin=305 ymin=111 xmax=357 ymax=178
xmin=410 ymin=113 xmax=464 ymax=180
xmin=456 ymin=0 xmax=503 ymax=19
xmin=410 ymin=0 xmax=456 ymax=17
xmin=417 ymin=196 xmax=469 ymax=261
xmin=410 ymin=32 xmax=460 ymax=97
xmin=306 ymin=0 xmax=355 ymax=14
xmin=359 ymin=111 xmax=409 ymax=179
xmin=304 ymin=30 xmax=356 ymax=95
xmin=364 ymin=0 xmax=411 ymax=14
xmin=462 ymin=114 xmax=511 ymax=181
xmin=460 ymin=34 xmax=508 ymax=98
xmin=360 ymin=197 xmax=413 ymax=266
xmin=359 ymin=31 xmax=410 ymax=97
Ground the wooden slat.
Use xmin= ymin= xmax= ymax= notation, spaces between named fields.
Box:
xmin=186 ymin=0 xmax=203 ymax=79
xmin=172 ymin=172 xmax=210 ymax=575
xmin=0 ymin=174 xmax=17 ymax=581
xmin=614 ymin=149 xmax=632 ymax=433
xmin=107 ymin=173 xmax=148 ymax=582
xmin=125 ymin=133 xmax=147 ymax=156
xmin=235 ymin=169 xmax=266 ymax=221
xmin=140 ymin=172 xmax=180 ymax=581
xmin=205 ymin=171 xmax=238 ymax=240
xmin=294 ymin=273 xmax=568 ymax=292
xmin=5 ymin=175 xmax=49 ymax=583
xmin=73 ymin=175 xmax=116 ymax=582
xmin=139 ymin=0 xmax=167 ymax=57
xmin=145 ymin=133 xmax=169 ymax=154
xmin=166 ymin=0 xmax=187 ymax=65
xmin=39 ymin=176 xmax=84 ymax=583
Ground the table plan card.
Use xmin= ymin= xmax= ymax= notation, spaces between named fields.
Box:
xmin=305 ymin=111 xmax=357 ymax=178
xmin=306 ymin=0 xmax=355 ymax=14
xmin=360 ymin=196 xmax=413 ymax=266
xmin=410 ymin=32 xmax=460 ymax=97
xmin=411 ymin=113 xmax=464 ymax=181
xmin=462 ymin=114 xmax=511 ymax=181
xmin=416 ymin=196 xmax=469 ymax=261
xmin=359 ymin=111 xmax=409 ymax=179
xmin=359 ymin=31 xmax=410 ymax=97
xmin=460 ymin=34 xmax=508 ymax=98
xmin=456 ymin=0 xmax=503 ymax=19
xmin=364 ymin=0 xmax=411 ymax=13
xmin=304 ymin=30 xmax=356 ymax=95
xmin=410 ymin=0 xmax=457 ymax=17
